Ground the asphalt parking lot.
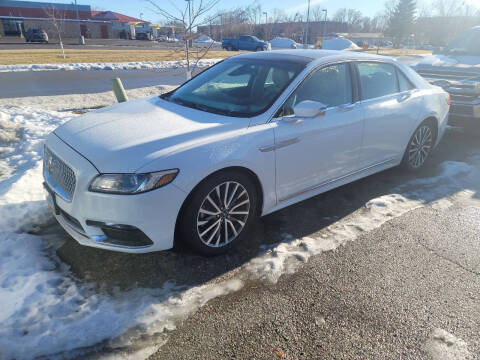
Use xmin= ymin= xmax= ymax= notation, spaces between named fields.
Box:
xmin=38 ymin=125 xmax=480 ymax=359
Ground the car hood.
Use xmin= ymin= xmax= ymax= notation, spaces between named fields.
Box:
xmin=54 ymin=96 xmax=244 ymax=173
xmin=414 ymin=54 xmax=480 ymax=72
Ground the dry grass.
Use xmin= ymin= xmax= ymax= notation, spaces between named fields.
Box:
xmin=0 ymin=48 xmax=237 ymax=65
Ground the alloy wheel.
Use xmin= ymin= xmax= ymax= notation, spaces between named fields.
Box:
xmin=408 ymin=125 xmax=433 ymax=169
xmin=196 ymin=181 xmax=250 ymax=248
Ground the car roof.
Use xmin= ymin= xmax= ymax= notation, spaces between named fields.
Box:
xmin=233 ymin=49 xmax=393 ymax=63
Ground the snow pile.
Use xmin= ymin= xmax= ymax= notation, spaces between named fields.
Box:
xmin=0 ymin=58 xmax=222 ymax=73
xmin=322 ymin=37 xmax=360 ymax=51
xmin=416 ymin=54 xmax=480 ymax=69
xmin=424 ymin=328 xmax=472 ymax=360
xmin=0 ymin=106 xmax=245 ymax=359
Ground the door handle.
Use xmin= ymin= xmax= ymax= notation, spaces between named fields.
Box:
xmin=337 ymin=104 xmax=356 ymax=112
xmin=397 ymin=92 xmax=411 ymax=102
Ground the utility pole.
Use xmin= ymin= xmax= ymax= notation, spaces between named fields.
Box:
xmin=263 ymin=11 xmax=267 ymax=24
xmin=304 ymin=0 xmax=310 ymax=48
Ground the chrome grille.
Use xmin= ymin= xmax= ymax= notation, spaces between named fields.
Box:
xmin=43 ymin=146 xmax=76 ymax=201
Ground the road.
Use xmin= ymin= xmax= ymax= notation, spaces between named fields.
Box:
xmin=41 ymin=128 xmax=480 ymax=359
xmin=0 ymin=68 xmax=189 ymax=98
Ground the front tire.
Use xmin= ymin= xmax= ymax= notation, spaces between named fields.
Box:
xmin=178 ymin=170 xmax=259 ymax=256
xmin=402 ymin=120 xmax=435 ymax=171
xmin=255 ymin=46 xmax=263 ymax=51
xmin=227 ymin=45 xmax=233 ymax=51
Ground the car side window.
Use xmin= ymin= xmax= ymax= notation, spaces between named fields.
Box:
xmin=281 ymin=63 xmax=352 ymax=116
xmin=397 ymin=69 xmax=415 ymax=92
xmin=357 ymin=62 xmax=399 ymax=100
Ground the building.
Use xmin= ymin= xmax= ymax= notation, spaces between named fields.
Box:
xmin=0 ymin=0 xmax=149 ymax=40
xmin=91 ymin=11 xmax=145 ymax=39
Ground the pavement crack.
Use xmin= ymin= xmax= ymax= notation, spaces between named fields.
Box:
xmin=415 ymin=239 xmax=480 ymax=276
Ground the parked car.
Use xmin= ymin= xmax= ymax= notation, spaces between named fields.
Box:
xmin=413 ymin=26 xmax=480 ymax=130
xmin=135 ymin=32 xmax=152 ymax=41
xmin=269 ymin=37 xmax=300 ymax=50
xmin=25 ymin=28 xmax=48 ymax=43
xmin=222 ymin=35 xmax=268 ymax=51
xmin=193 ymin=34 xmax=221 ymax=47
xmin=43 ymin=50 xmax=449 ymax=256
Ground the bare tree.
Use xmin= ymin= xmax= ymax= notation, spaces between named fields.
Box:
xmin=147 ymin=0 xmax=220 ymax=79
xmin=43 ymin=5 xmax=66 ymax=59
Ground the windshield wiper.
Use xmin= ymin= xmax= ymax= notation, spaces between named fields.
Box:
xmin=170 ymin=97 xmax=249 ymax=117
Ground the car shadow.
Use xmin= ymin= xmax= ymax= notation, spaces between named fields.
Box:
xmin=39 ymin=127 xmax=480 ymax=292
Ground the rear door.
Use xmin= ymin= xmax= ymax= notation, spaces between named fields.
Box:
xmin=355 ymin=62 xmax=422 ymax=167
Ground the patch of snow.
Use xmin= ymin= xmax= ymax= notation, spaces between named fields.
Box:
xmin=425 ymin=328 xmax=472 ymax=360
xmin=0 ymin=59 xmax=222 ymax=73
xmin=0 ymin=85 xmax=176 ymax=112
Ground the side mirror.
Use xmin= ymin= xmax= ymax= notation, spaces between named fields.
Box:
xmin=293 ymin=100 xmax=327 ymax=118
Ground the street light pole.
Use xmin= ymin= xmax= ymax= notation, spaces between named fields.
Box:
xmin=263 ymin=11 xmax=267 ymax=24
xmin=322 ymin=9 xmax=327 ymax=40
xmin=304 ymin=0 xmax=310 ymax=48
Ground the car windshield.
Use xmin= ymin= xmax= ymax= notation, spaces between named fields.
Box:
xmin=444 ymin=29 xmax=480 ymax=55
xmin=162 ymin=58 xmax=306 ymax=117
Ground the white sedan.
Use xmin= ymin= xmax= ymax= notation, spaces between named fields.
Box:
xmin=43 ymin=50 xmax=450 ymax=255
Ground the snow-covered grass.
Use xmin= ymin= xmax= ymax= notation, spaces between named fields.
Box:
xmin=0 ymin=99 xmax=479 ymax=359
xmin=0 ymin=58 xmax=222 ymax=73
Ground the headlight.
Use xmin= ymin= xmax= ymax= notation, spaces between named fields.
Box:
xmin=89 ymin=169 xmax=179 ymax=194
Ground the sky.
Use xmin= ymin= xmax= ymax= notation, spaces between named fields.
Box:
xmin=20 ymin=0 xmax=480 ymax=24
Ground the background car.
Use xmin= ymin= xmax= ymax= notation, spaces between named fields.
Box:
xmin=43 ymin=51 xmax=449 ymax=256
xmin=135 ymin=32 xmax=152 ymax=41
xmin=413 ymin=26 xmax=480 ymax=131
xmin=269 ymin=37 xmax=301 ymax=50
xmin=222 ymin=35 xmax=268 ymax=51
xmin=25 ymin=28 xmax=48 ymax=43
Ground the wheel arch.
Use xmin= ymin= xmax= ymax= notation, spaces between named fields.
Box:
xmin=173 ymin=166 xmax=264 ymax=247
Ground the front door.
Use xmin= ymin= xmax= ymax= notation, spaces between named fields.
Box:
xmin=273 ymin=62 xmax=364 ymax=202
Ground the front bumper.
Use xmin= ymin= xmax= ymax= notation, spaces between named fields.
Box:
xmin=44 ymin=133 xmax=187 ymax=253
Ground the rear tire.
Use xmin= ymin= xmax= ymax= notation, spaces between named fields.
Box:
xmin=178 ymin=170 xmax=259 ymax=256
xmin=227 ymin=45 xmax=233 ymax=51
xmin=401 ymin=120 xmax=436 ymax=171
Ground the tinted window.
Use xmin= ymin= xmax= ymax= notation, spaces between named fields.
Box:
xmin=357 ymin=62 xmax=398 ymax=100
xmin=282 ymin=63 xmax=352 ymax=116
xmin=164 ymin=58 xmax=305 ymax=117
xmin=397 ymin=70 xmax=415 ymax=92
